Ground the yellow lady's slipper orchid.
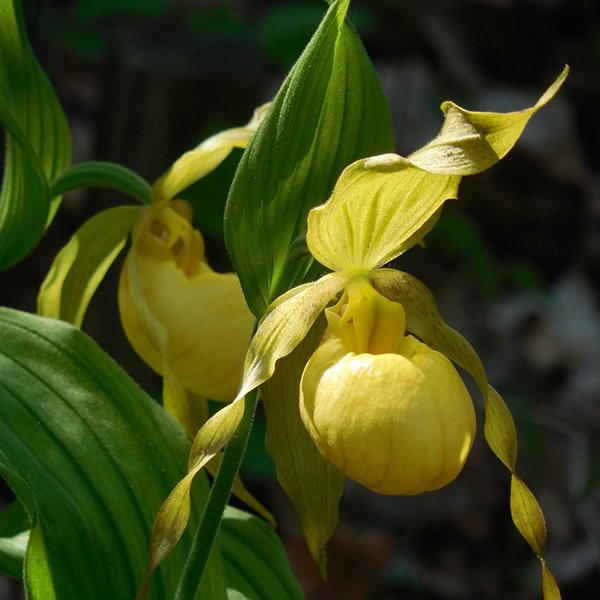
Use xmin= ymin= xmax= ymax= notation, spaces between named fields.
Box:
xmin=147 ymin=67 xmax=567 ymax=600
xmin=299 ymin=277 xmax=476 ymax=495
xmin=118 ymin=199 xmax=254 ymax=403
xmin=39 ymin=105 xmax=270 ymax=435
xmin=115 ymin=105 xmax=269 ymax=433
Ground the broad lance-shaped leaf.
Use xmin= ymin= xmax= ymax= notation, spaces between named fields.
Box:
xmin=0 ymin=0 xmax=72 ymax=270
xmin=262 ymin=319 xmax=344 ymax=574
xmin=38 ymin=205 xmax=141 ymax=327
xmin=0 ymin=307 xmax=209 ymax=598
xmin=0 ymin=308 xmax=302 ymax=599
xmin=225 ymin=0 xmax=394 ymax=316
xmin=307 ymin=67 xmax=569 ymax=274
xmin=144 ymin=272 xmax=347 ymax=579
xmin=371 ymin=269 xmax=561 ymax=599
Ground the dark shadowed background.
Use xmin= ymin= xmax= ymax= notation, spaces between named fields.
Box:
xmin=1 ymin=0 xmax=599 ymax=598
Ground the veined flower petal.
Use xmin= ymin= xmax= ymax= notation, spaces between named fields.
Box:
xmin=38 ymin=205 xmax=140 ymax=327
xmin=151 ymin=103 xmax=270 ymax=202
xmin=306 ymin=68 xmax=568 ymax=273
xmin=409 ymin=66 xmax=568 ymax=175
xmin=307 ymin=158 xmax=460 ymax=272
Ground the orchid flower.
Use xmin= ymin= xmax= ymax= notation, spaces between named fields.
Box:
xmin=147 ymin=67 xmax=568 ymax=599
xmin=40 ymin=105 xmax=269 ymax=435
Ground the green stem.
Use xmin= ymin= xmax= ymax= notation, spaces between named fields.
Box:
xmin=174 ymin=390 xmax=259 ymax=600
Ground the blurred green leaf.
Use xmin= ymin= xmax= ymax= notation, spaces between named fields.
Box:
xmin=225 ymin=0 xmax=395 ymax=316
xmin=220 ymin=507 xmax=304 ymax=600
xmin=72 ymin=0 xmax=167 ymax=22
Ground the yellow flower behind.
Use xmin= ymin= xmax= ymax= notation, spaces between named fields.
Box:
xmin=118 ymin=200 xmax=254 ymax=403
xmin=300 ymin=277 xmax=475 ymax=495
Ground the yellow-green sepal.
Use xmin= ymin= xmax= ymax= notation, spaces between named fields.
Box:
xmin=307 ymin=159 xmax=460 ymax=272
xmin=307 ymin=67 xmax=568 ymax=274
xmin=151 ymin=104 xmax=270 ymax=202
xmin=409 ymin=66 xmax=569 ymax=175
xmin=371 ymin=268 xmax=561 ymax=598
xmin=262 ymin=317 xmax=344 ymax=574
xmin=38 ymin=205 xmax=140 ymax=327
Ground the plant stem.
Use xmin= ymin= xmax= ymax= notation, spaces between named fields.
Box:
xmin=174 ymin=390 xmax=259 ymax=600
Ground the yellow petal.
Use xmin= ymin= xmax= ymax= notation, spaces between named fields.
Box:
xmin=300 ymin=333 xmax=476 ymax=495
xmin=324 ymin=274 xmax=407 ymax=354
xmin=370 ymin=268 xmax=488 ymax=389
xmin=307 ymin=157 xmax=460 ymax=272
xmin=306 ymin=68 xmax=568 ymax=273
xmin=38 ymin=205 xmax=140 ymax=327
xmin=183 ymin=271 xmax=348 ymax=474
xmin=151 ymin=103 xmax=270 ymax=201
xmin=118 ymin=201 xmax=255 ymax=402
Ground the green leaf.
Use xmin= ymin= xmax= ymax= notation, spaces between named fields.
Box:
xmin=38 ymin=205 xmax=141 ymax=327
xmin=0 ymin=0 xmax=72 ymax=268
xmin=262 ymin=318 xmax=344 ymax=574
xmin=50 ymin=161 xmax=152 ymax=204
xmin=0 ymin=307 xmax=209 ymax=599
xmin=225 ymin=0 xmax=394 ymax=317
xmin=0 ymin=97 xmax=49 ymax=271
xmin=0 ymin=309 xmax=301 ymax=599
xmin=306 ymin=67 xmax=568 ymax=273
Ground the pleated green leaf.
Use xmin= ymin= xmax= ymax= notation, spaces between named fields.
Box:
xmin=50 ymin=161 xmax=152 ymax=204
xmin=262 ymin=318 xmax=344 ymax=574
xmin=0 ymin=0 xmax=72 ymax=269
xmin=307 ymin=67 xmax=568 ymax=273
xmin=0 ymin=308 xmax=301 ymax=599
xmin=38 ymin=205 xmax=141 ymax=327
xmin=0 ymin=307 xmax=209 ymax=598
xmin=225 ymin=0 xmax=394 ymax=317
xmin=370 ymin=268 xmax=561 ymax=599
